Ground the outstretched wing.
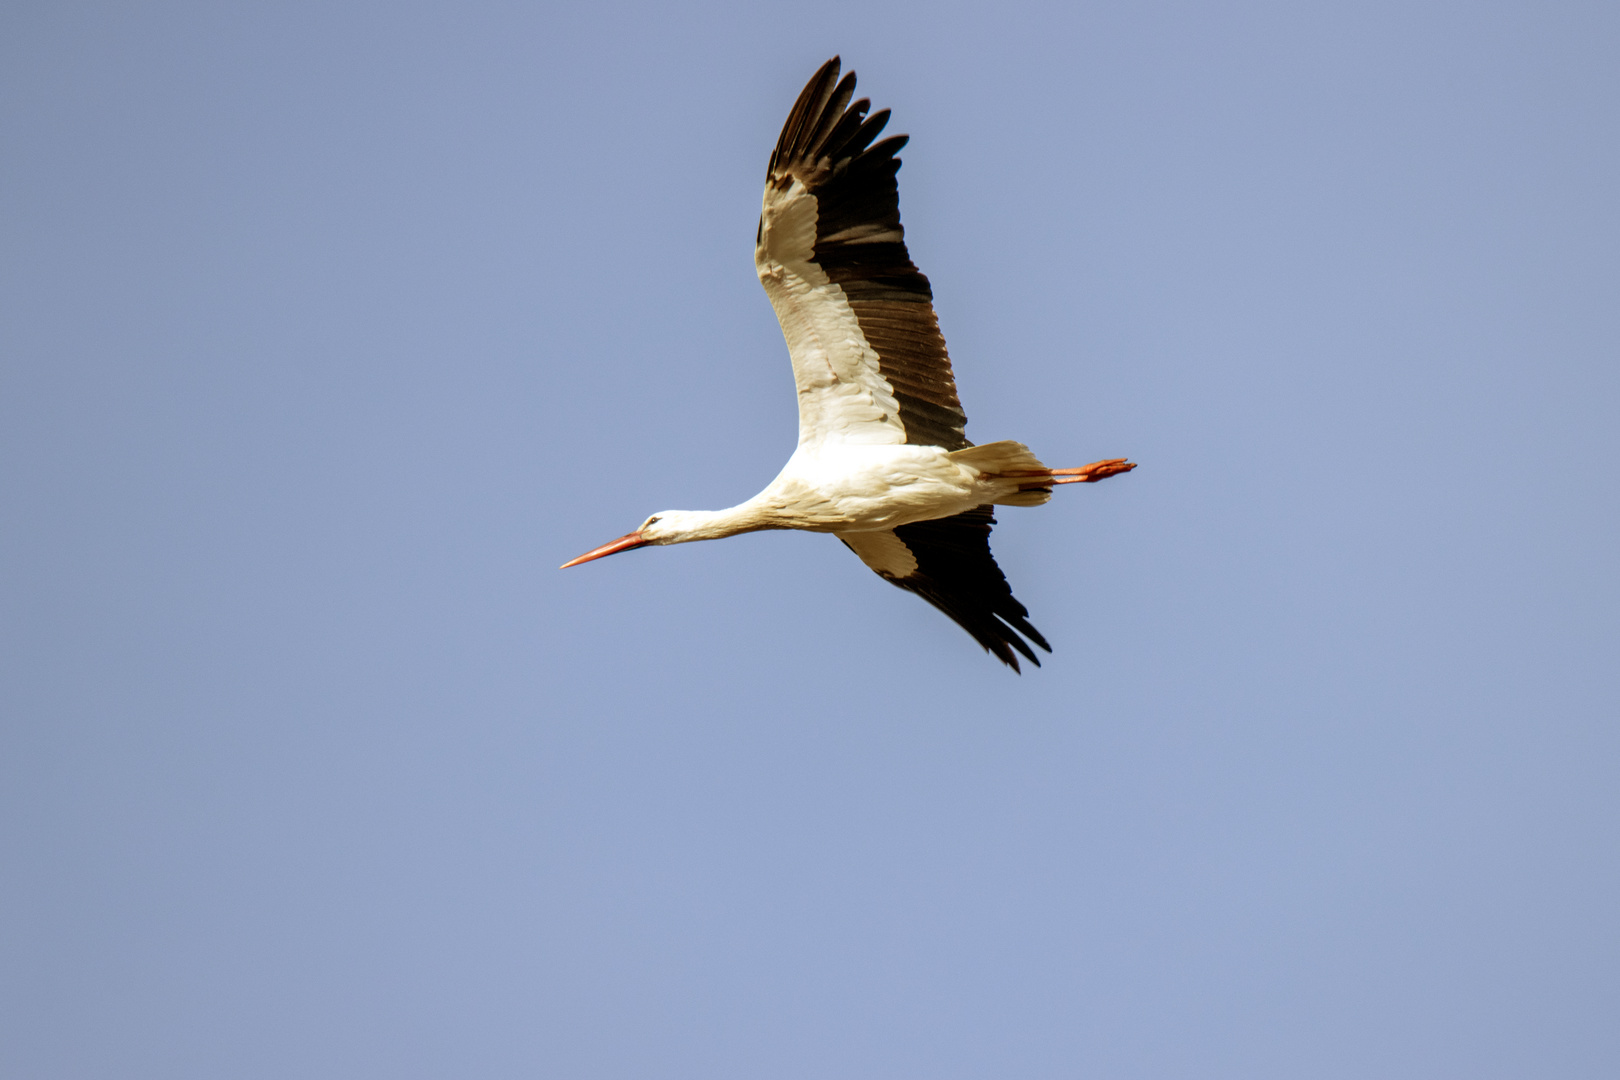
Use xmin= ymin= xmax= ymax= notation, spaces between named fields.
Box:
xmin=756 ymin=57 xmax=970 ymax=451
xmin=839 ymin=507 xmax=1051 ymax=672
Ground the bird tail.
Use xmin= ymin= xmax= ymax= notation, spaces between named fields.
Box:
xmin=949 ymin=441 xmax=1055 ymax=506
xmin=951 ymin=441 xmax=1138 ymax=507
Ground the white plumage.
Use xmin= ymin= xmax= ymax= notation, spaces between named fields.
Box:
xmin=563 ymin=58 xmax=1135 ymax=670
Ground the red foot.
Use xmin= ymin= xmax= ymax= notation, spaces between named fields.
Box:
xmin=1049 ymin=458 xmax=1137 ymax=484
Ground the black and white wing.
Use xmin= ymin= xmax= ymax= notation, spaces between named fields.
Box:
xmin=756 ymin=57 xmax=970 ymax=450
xmin=762 ymin=62 xmax=1048 ymax=669
xmin=839 ymin=507 xmax=1051 ymax=672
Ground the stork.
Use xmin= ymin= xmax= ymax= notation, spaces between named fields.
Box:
xmin=562 ymin=58 xmax=1136 ymax=671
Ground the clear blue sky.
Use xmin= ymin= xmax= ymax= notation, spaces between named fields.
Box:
xmin=3 ymin=2 xmax=1617 ymax=1076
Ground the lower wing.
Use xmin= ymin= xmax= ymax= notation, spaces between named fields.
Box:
xmin=838 ymin=506 xmax=1051 ymax=672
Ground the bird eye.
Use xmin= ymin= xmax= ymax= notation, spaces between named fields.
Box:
xmin=644 ymin=515 xmax=661 ymax=527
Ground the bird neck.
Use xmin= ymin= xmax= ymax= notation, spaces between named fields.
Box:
xmin=660 ymin=502 xmax=781 ymax=544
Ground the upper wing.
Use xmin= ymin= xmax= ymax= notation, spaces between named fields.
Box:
xmin=756 ymin=58 xmax=970 ymax=450
xmin=839 ymin=506 xmax=1051 ymax=672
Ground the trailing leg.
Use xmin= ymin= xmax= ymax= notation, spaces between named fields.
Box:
xmin=1046 ymin=458 xmax=1137 ymax=484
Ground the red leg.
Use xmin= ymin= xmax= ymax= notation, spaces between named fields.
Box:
xmin=1048 ymin=458 xmax=1137 ymax=484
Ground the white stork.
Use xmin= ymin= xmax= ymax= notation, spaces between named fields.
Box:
xmin=563 ymin=58 xmax=1135 ymax=671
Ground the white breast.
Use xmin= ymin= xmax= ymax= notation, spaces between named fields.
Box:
xmin=759 ymin=443 xmax=980 ymax=532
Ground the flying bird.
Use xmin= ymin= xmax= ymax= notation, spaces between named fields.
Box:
xmin=563 ymin=58 xmax=1135 ymax=670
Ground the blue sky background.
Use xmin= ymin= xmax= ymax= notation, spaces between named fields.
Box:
xmin=3 ymin=2 xmax=1617 ymax=1076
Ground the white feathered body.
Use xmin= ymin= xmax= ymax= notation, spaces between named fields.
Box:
xmin=641 ymin=439 xmax=1052 ymax=545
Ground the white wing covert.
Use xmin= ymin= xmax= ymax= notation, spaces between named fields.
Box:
xmin=756 ymin=58 xmax=971 ymax=451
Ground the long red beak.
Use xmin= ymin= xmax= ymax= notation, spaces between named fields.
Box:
xmin=559 ymin=531 xmax=648 ymax=569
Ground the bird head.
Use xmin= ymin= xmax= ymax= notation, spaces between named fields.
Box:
xmin=559 ymin=511 xmax=708 ymax=568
